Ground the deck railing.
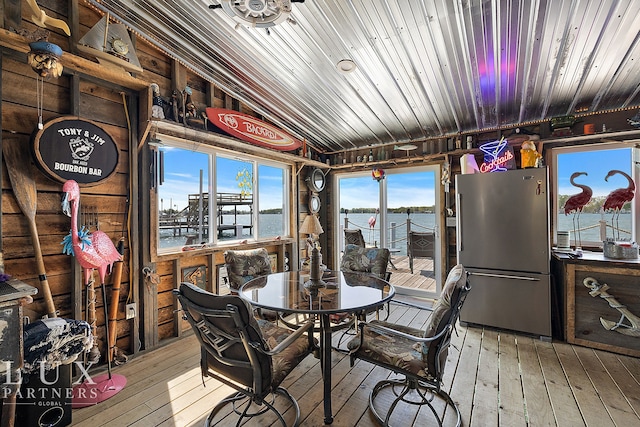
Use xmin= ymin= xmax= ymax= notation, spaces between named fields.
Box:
xmin=342 ymin=211 xmax=436 ymax=255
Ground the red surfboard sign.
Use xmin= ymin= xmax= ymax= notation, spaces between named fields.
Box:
xmin=205 ymin=108 xmax=302 ymax=151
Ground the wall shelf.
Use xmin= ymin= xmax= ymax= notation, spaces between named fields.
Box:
xmin=0 ymin=28 xmax=149 ymax=91
xmin=331 ymin=152 xmax=447 ymax=171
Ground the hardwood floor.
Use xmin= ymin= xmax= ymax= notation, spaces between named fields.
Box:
xmin=71 ymin=301 xmax=640 ymax=426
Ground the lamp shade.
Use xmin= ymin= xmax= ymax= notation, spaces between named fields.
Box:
xmin=299 ymin=214 xmax=324 ymax=236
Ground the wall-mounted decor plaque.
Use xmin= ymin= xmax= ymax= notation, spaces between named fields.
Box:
xmin=206 ymin=108 xmax=302 ymax=151
xmin=183 ymin=265 xmax=207 ymax=289
xmin=31 ymin=116 xmax=119 ymax=185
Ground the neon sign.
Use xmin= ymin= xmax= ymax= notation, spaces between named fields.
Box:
xmin=479 ymin=138 xmax=516 ymax=173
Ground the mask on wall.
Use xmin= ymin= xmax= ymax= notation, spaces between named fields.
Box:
xmin=28 ymin=41 xmax=63 ymax=79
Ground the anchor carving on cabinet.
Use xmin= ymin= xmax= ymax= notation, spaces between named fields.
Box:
xmin=583 ymin=277 xmax=640 ymax=337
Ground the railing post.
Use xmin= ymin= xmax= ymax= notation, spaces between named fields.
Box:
xmin=342 ymin=210 xmax=349 ymax=251
xmin=406 ymin=208 xmax=411 ymax=252
xmin=599 ymin=219 xmax=607 ymax=241
xmin=390 ymin=222 xmax=396 ymax=249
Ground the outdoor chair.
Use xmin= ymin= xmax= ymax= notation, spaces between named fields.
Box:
xmin=340 ymin=244 xmax=391 ymax=282
xmin=333 ymin=244 xmax=392 ymax=350
xmin=407 ymin=231 xmax=435 ymax=274
xmin=224 ymin=248 xmax=272 ymax=293
xmin=344 ymin=227 xmax=399 ymax=272
xmin=347 ymin=264 xmax=471 ymax=426
xmin=174 ymin=282 xmax=316 ymax=426
xmin=344 ymin=228 xmax=366 ymax=247
xmin=224 ymin=248 xmax=278 ymax=321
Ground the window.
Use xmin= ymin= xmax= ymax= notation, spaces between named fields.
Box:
xmin=155 ymin=136 xmax=291 ymax=253
xmin=552 ymin=142 xmax=637 ymax=248
xmin=335 ymin=165 xmax=442 ymax=298
xmin=216 ymin=156 xmax=254 ymax=240
xmin=257 ymin=164 xmax=287 ymax=238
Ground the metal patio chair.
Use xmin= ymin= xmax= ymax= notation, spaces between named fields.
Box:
xmin=407 ymin=231 xmax=435 ymax=274
xmin=174 ymin=282 xmax=316 ymax=426
xmin=347 ymin=264 xmax=471 ymax=426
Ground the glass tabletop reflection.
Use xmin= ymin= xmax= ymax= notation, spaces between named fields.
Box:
xmin=240 ymin=270 xmax=395 ymax=315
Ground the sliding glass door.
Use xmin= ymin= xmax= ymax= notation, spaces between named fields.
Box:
xmin=335 ymin=165 xmax=442 ymax=297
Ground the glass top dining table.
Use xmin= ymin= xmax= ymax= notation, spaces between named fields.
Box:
xmin=240 ymin=270 xmax=395 ymax=425
xmin=239 ymin=270 xmax=395 ymax=315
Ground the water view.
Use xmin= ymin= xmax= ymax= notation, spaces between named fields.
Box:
xmin=557 ymin=213 xmax=632 ymax=243
xmin=159 ymin=213 xmax=283 ymax=250
xmin=159 ymin=211 xmax=632 ymax=251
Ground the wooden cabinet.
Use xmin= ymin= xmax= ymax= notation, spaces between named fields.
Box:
xmin=0 ymin=279 xmax=37 ymax=427
xmin=554 ymin=252 xmax=640 ymax=357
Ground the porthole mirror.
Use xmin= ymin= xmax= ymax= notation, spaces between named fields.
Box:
xmin=306 ymin=168 xmax=326 ymax=193
xmin=309 ymin=193 xmax=321 ymax=214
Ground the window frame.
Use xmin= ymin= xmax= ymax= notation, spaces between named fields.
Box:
xmin=152 ymin=134 xmax=292 ymax=255
xmin=550 ymin=141 xmax=638 ymax=249
xmin=333 ymin=164 xmax=443 ymax=298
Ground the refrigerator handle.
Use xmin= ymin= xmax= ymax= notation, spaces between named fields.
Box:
xmin=456 ymin=193 xmax=462 ymax=253
xmin=470 ymin=271 xmax=540 ymax=281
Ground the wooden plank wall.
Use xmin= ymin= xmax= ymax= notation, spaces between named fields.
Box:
xmin=0 ymin=2 xmax=300 ymax=359
xmin=1 ymin=4 xmax=134 ymax=360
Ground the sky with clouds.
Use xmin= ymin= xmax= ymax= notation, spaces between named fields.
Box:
xmin=157 ymin=147 xmax=284 ymax=211
xmin=556 ymin=146 xmax=632 ymax=197
xmin=338 ymin=170 xmax=436 ymax=210
xmin=158 ymin=143 xmax=633 ymax=213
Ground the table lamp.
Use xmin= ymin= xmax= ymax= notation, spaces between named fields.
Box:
xmin=299 ymin=214 xmax=325 ymax=288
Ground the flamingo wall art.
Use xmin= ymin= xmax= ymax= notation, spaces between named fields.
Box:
xmin=603 ymin=170 xmax=635 ymax=240
xmin=562 ymin=172 xmax=593 ymax=251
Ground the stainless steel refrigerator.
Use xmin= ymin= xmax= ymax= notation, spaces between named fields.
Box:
xmin=456 ymin=167 xmax=551 ymax=338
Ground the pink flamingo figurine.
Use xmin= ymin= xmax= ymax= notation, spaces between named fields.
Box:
xmin=368 ymin=209 xmax=379 ymax=245
xmin=62 ymin=180 xmax=122 ymax=286
xmin=562 ymin=172 xmax=593 ymax=250
xmin=368 ymin=213 xmax=377 ymax=229
xmin=61 ymin=179 xmax=126 ymax=406
xmin=603 ymin=170 xmax=635 ymax=239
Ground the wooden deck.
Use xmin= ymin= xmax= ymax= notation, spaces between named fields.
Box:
xmin=71 ymin=301 xmax=640 ymax=426
xmin=388 ymin=255 xmax=437 ymax=293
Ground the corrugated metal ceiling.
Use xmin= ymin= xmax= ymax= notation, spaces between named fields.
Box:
xmin=88 ymin=0 xmax=640 ymax=153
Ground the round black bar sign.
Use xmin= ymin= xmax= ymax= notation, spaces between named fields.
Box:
xmin=31 ymin=117 xmax=119 ymax=185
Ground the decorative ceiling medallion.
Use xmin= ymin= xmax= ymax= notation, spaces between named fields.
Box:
xmin=215 ymin=0 xmax=298 ymax=28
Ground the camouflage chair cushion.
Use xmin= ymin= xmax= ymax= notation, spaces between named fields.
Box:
xmin=421 ymin=264 xmax=467 ymax=373
xmin=423 ymin=264 xmax=466 ymax=338
xmin=340 ymin=244 xmax=390 ymax=279
xmin=224 ymin=248 xmax=272 ymax=292
xmin=347 ymin=319 xmax=431 ymax=379
xmin=257 ymin=319 xmax=317 ymax=386
xmin=347 ymin=264 xmax=467 ymax=381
